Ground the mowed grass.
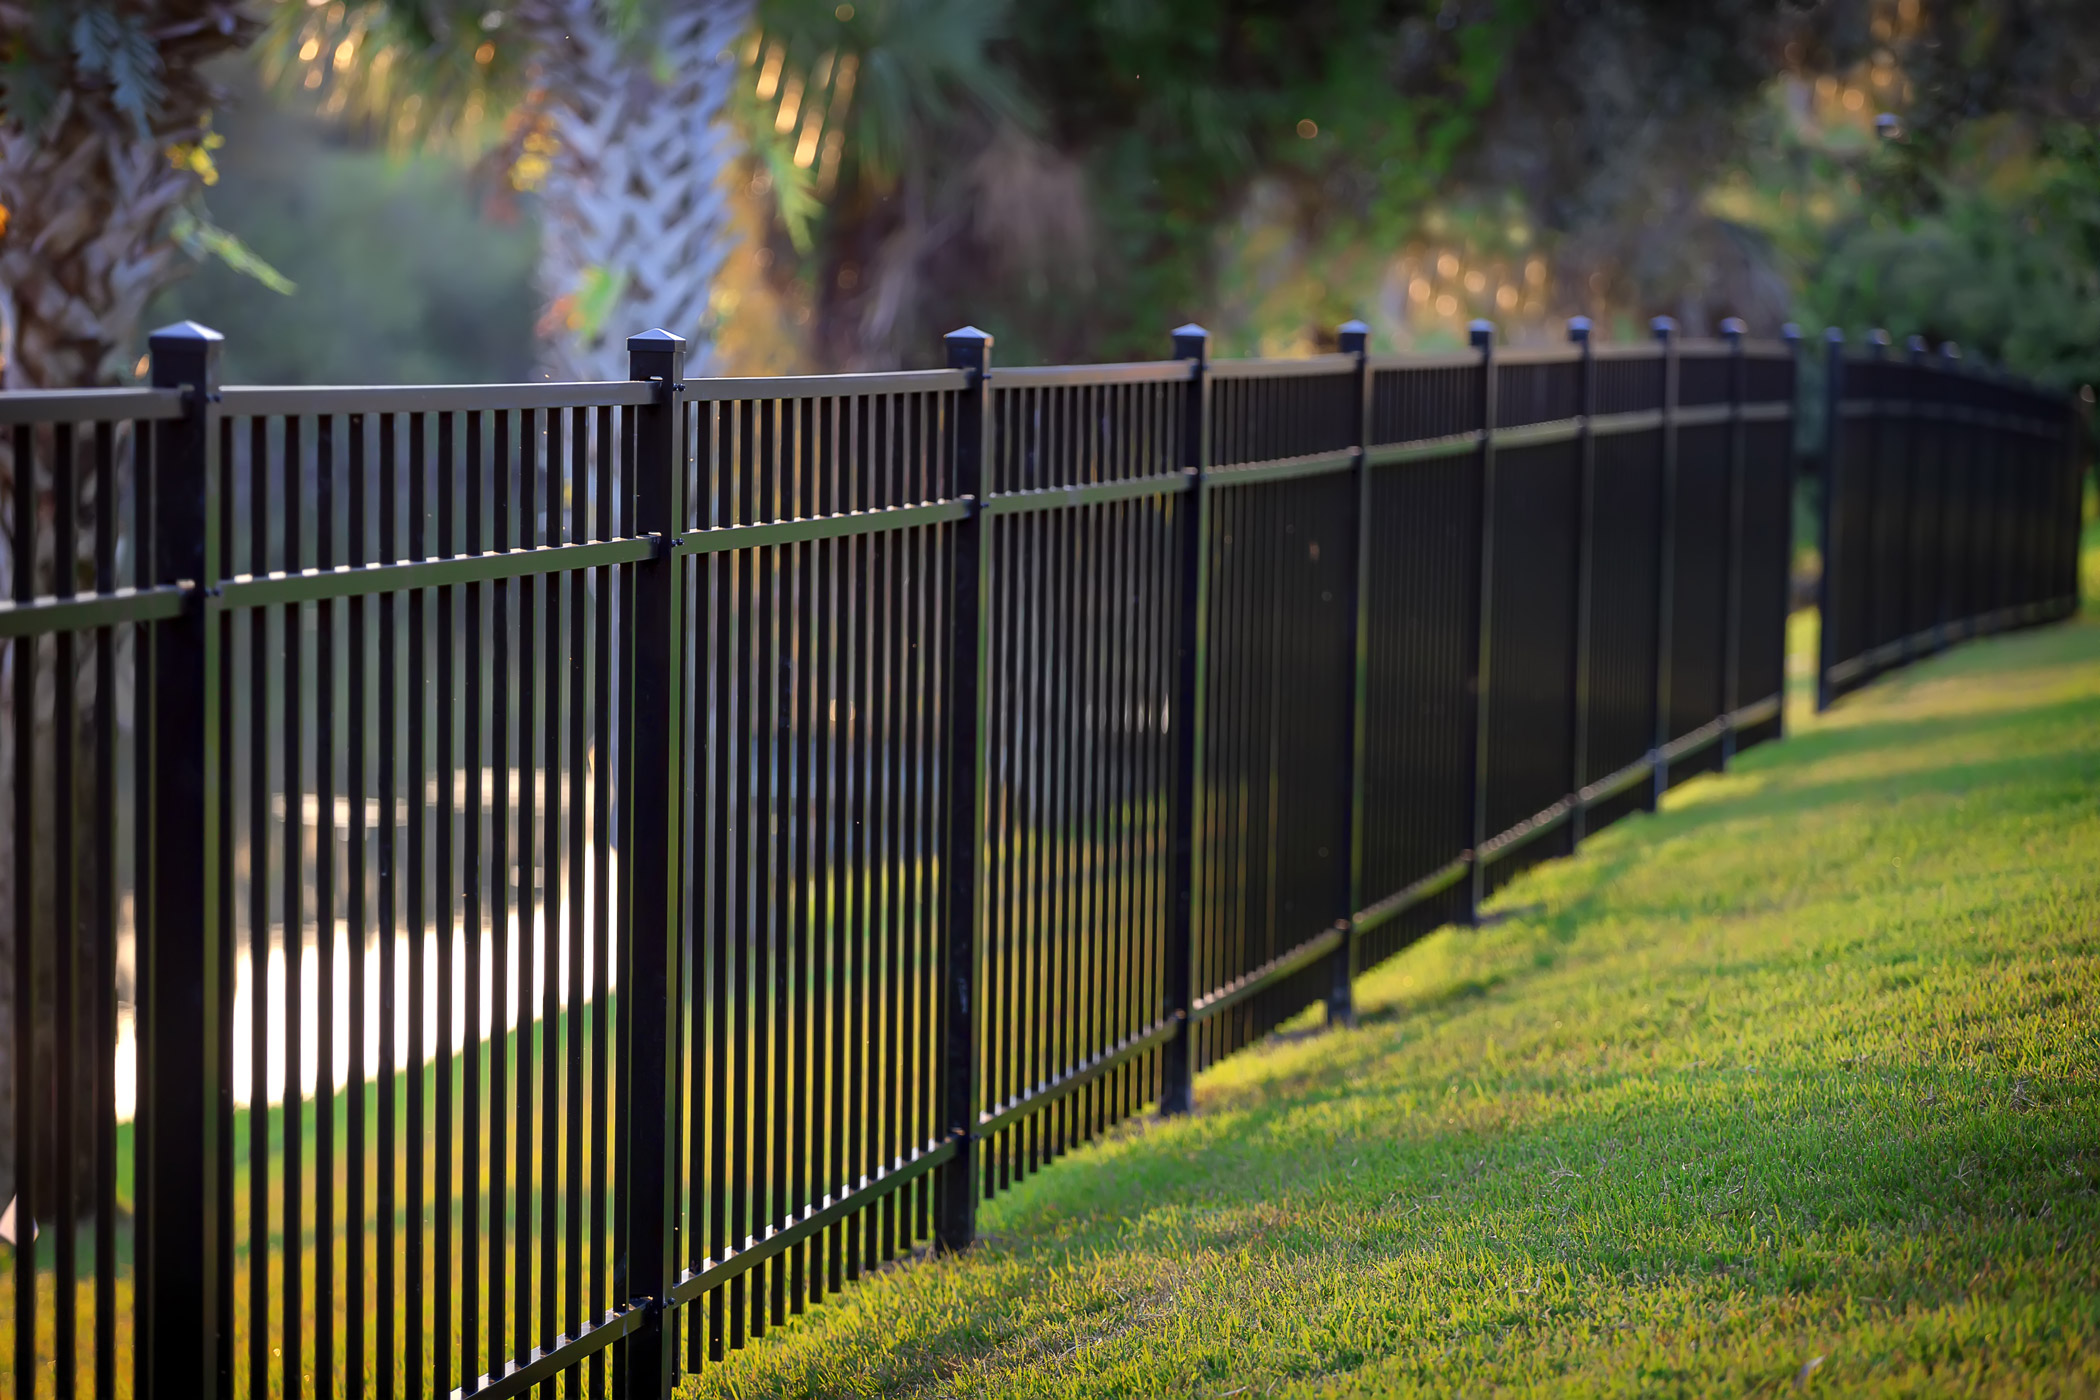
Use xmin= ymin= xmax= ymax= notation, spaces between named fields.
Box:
xmin=682 ymin=566 xmax=2100 ymax=1392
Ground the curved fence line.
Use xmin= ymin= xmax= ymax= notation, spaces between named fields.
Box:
xmin=0 ymin=314 xmax=2081 ymax=1399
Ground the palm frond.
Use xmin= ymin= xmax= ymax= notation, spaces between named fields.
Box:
xmin=749 ymin=0 xmax=1031 ymax=187
xmin=256 ymin=0 xmax=531 ymax=153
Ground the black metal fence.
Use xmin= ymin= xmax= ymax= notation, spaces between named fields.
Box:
xmin=1815 ymin=330 xmax=2085 ymax=707
xmin=0 ymin=309 xmax=2074 ymax=1399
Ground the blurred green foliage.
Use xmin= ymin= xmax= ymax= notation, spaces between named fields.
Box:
xmin=1717 ymin=87 xmax=2100 ymax=395
xmin=144 ymin=68 xmax=538 ymax=385
xmin=1007 ymin=0 xmax=1530 ymax=360
xmin=1814 ymin=123 xmax=2100 ymax=394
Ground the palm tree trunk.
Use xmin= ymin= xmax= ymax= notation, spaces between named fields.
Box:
xmin=529 ymin=0 xmax=754 ymax=381
xmin=1 ymin=59 xmax=229 ymax=1217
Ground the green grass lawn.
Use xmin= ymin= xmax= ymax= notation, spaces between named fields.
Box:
xmin=682 ymin=593 xmax=2100 ymax=1390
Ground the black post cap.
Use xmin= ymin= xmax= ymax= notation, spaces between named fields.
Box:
xmin=1171 ymin=323 xmax=1211 ymax=362
xmin=147 ymin=320 xmax=224 ymax=391
xmin=945 ymin=324 xmax=993 ymax=373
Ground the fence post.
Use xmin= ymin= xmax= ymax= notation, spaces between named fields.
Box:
xmin=1720 ymin=318 xmax=1747 ymax=765
xmin=142 ymin=321 xmax=225 ymax=1400
xmin=1940 ymin=343 xmax=1965 ymax=643
xmin=1816 ymin=328 xmax=1846 ymax=711
xmin=1465 ymin=319 xmax=1496 ymax=920
xmin=2069 ymin=386 xmax=2093 ymax=618
xmin=1648 ymin=316 xmax=1677 ymax=808
xmin=1161 ymin=323 xmax=1211 ymax=1115
xmin=620 ymin=327 xmax=686 ymax=1399
xmin=1567 ymin=316 xmax=1596 ymax=844
xmin=1904 ymin=335 xmax=1930 ymax=662
xmin=936 ymin=326 xmax=992 ymax=1244
xmin=1780 ymin=323 xmax=1802 ymax=737
xmin=1862 ymin=330 xmax=1891 ymax=670
xmin=1329 ymin=320 xmax=1373 ymax=1026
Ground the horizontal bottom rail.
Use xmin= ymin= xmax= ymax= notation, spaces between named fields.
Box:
xmin=1191 ymin=926 xmax=1346 ymax=1022
xmin=1731 ymin=692 xmax=1782 ymax=730
xmin=1826 ymin=597 xmax=2069 ymax=697
xmin=1352 ymin=856 xmax=1472 ymax=936
xmin=978 ymin=1017 xmax=1183 ymax=1136
xmin=452 ymin=1306 xmax=645 ymax=1400
xmin=1660 ymin=715 xmax=1730 ymax=767
xmin=1826 ymin=651 xmax=1872 ymax=688
xmin=1579 ymin=755 xmax=1654 ymax=807
xmin=1357 ymin=694 xmax=1788 ymax=940
xmin=1478 ymin=798 xmax=1574 ymax=863
xmin=667 ymin=1141 xmax=958 ymax=1308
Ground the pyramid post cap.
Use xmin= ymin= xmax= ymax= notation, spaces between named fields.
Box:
xmin=1650 ymin=316 xmax=1677 ymax=338
xmin=1336 ymin=318 xmax=1370 ymax=335
xmin=1867 ymin=328 xmax=1893 ymax=348
xmin=1781 ymin=322 xmax=1803 ymax=341
xmin=1824 ymin=326 xmax=1846 ymax=344
xmin=626 ymin=328 xmax=687 ymax=352
xmin=1170 ymin=323 xmax=1210 ymax=340
xmin=944 ymin=325 xmax=994 ymax=344
xmin=148 ymin=320 xmax=225 ymax=345
xmin=1566 ymin=315 xmax=1592 ymax=341
xmin=1719 ymin=317 xmax=1748 ymax=337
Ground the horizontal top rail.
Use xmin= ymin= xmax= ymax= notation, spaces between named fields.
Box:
xmin=218 ymin=379 xmax=659 ymax=414
xmin=685 ymin=367 xmax=966 ymax=400
xmin=1367 ymin=350 xmax=1479 ymax=371
xmin=992 ymin=360 xmax=1191 ymax=387
xmin=0 ymin=385 xmax=186 ymax=424
xmin=1208 ymin=352 xmax=1358 ymax=379
xmin=1492 ymin=347 xmax=1581 ymax=367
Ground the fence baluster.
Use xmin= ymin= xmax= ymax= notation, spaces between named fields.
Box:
xmin=1332 ymin=320 xmax=1372 ymax=1026
xmin=1566 ymin=318 xmax=1597 ymax=843
xmin=1817 ymin=329 xmax=1846 ymax=711
xmin=1721 ymin=318 xmax=1748 ymax=764
xmin=1465 ymin=320 xmax=1495 ymax=919
xmin=1648 ymin=316 xmax=1678 ymax=806
xmin=1781 ymin=323 xmax=1802 ymax=736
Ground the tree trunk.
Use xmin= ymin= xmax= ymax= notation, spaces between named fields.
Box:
xmin=0 ymin=0 xmax=250 ymax=1222
xmin=527 ymin=0 xmax=754 ymax=381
